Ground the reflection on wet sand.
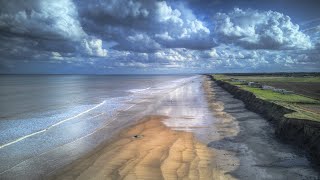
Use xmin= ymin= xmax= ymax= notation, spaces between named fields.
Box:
xmin=52 ymin=115 xmax=235 ymax=180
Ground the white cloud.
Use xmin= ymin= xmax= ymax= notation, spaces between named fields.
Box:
xmin=154 ymin=1 xmax=211 ymax=48
xmin=156 ymin=1 xmax=183 ymax=25
xmin=82 ymin=37 xmax=107 ymax=57
xmin=155 ymin=32 xmax=174 ymax=41
xmin=208 ymin=48 xmax=219 ymax=58
xmin=119 ymin=62 xmax=149 ymax=68
xmin=51 ymin=52 xmax=63 ymax=60
xmin=154 ymin=48 xmax=197 ymax=62
xmin=214 ymin=8 xmax=313 ymax=50
xmin=181 ymin=19 xmax=210 ymax=38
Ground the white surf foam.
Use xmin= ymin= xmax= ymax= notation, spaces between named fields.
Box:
xmin=0 ymin=100 xmax=106 ymax=149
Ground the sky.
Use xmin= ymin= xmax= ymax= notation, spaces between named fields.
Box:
xmin=0 ymin=0 xmax=319 ymax=74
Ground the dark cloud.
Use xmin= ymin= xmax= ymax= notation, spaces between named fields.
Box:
xmin=0 ymin=0 xmax=107 ymax=63
xmin=75 ymin=0 xmax=214 ymax=52
xmin=112 ymin=33 xmax=162 ymax=53
xmin=0 ymin=0 xmax=85 ymax=40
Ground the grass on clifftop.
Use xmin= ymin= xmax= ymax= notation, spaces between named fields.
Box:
xmin=240 ymin=86 xmax=318 ymax=104
xmin=213 ymin=74 xmax=320 ymax=122
xmin=215 ymin=75 xmax=320 ymax=83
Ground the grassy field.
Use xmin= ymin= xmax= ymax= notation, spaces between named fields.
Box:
xmin=240 ymin=86 xmax=318 ymax=103
xmin=213 ymin=74 xmax=320 ymax=122
xmin=214 ymin=74 xmax=320 ymax=83
xmin=214 ymin=74 xmax=320 ymax=100
xmin=218 ymin=76 xmax=320 ymax=83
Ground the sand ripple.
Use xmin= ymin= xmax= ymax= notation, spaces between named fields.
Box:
xmin=52 ymin=115 xmax=234 ymax=180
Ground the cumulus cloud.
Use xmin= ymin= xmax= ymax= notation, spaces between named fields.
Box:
xmin=156 ymin=1 xmax=183 ymax=25
xmin=214 ymin=8 xmax=313 ymax=50
xmin=155 ymin=7 xmax=210 ymax=40
xmin=153 ymin=1 xmax=214 ymax=49
xmin=199 ymin=44 xmax=320 ymax=72
xmin=113 ymin=33 xmax=162 ymax=52
xmin=51 ymin=52 xmax=64 ymax=60
xmin=75 ymin=0 xmax=213 ymax=52
xmin=0 ymin=0 xmax=86 ymax=40
xmin=154 ymin=49 xmax=188 ymax=62
xmin=82 ymin=37 xmax=107 ymax=57
xmin=201 ymin=48 xmax=219 ymax=58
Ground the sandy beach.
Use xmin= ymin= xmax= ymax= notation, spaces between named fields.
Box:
xmin=52 ymin=115 xmax=235 ymax=180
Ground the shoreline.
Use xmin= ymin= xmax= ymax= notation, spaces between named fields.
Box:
xmin=48 ymin=77 xmax=237 ymax=179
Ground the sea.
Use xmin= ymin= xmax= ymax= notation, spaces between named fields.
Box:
xmin=0 ymin=74 xmax=198 ymax=176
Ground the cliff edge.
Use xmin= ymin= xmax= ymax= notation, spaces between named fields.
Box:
xmin=209 ymin=75 xmax=320 ymax=165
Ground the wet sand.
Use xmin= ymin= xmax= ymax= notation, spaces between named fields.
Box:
xmin=52 ymin=115 xmax=235 ymax=180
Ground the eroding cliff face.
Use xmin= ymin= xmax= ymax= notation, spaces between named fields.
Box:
xmin=210 ymin=76 xmax=320 ymax=165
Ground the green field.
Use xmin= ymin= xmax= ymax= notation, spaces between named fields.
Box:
xmin=240 ymin=86 xmax=318 ymax=104
xmin=213 ymin=74 xmax=320 ymax=122
xmin=214 ymin=75 xmax=320 ymax=83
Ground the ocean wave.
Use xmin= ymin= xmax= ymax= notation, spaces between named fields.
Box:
xmin=127 ymin=87 xmax=151 ymax=93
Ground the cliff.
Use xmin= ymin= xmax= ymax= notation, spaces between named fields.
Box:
xmin=209 ymin=76 xmax=320 ymax=165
